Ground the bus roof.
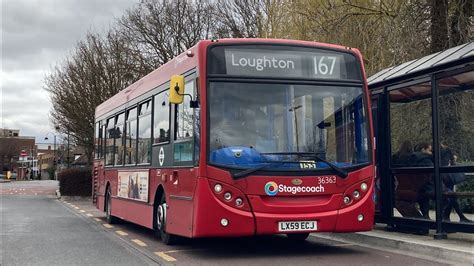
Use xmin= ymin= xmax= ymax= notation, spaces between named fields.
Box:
xmin=95 ymin=38 xmax=361 ymax=119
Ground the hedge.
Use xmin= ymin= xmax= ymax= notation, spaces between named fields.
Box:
xmin=58 ymin=168 xmax=92 ymax=196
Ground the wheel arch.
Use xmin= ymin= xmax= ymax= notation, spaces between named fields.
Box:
xmin=153 ymin=185 xmax=165 ymax=229
xmin=104 ymin=181 xmax=111 ymax=212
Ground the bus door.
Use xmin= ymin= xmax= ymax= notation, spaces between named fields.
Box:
xmin=166 ymin=78 xmax=198 ymax=237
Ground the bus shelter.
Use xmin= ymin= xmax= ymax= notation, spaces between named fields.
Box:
xmin=369 ymin=42 xmax=473 ymax=238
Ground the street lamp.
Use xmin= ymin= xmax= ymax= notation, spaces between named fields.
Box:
xmin=289 ymin=105 xmax=302 ymax=152
xmin=45 ymin=132 xmax=57 ymax=179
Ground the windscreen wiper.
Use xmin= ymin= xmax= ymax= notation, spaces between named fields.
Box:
xmin=261 ymin=152 xmax=348 ymax=178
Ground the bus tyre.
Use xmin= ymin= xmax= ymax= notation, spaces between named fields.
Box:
xmin=105 ymin=187 xmax=118 ymax=224
xmin=155 ymin=193 xmax=178 ymax=245
xmin=287 ymin=232 xmax=310 ymax=241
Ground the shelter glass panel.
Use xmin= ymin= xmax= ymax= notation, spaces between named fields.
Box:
xmin=437 ymin=71 xmax=474 ymax=167
xmin=437 ymin=70 xmax=474 ymax=224
xmin=389 ymin=82 xmax=433 ymax=167
xmin=441 ymin=171 xmax=474 ymax=223
xmin=389 ymin=81 xmax=435 ymax=220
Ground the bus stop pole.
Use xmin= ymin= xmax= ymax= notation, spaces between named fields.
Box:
xmin=431 ymin=75 xmax=447 ymax=240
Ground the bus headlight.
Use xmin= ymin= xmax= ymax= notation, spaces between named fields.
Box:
xmin=214 ymin=184 xmax=223 ymax=193
xmin=224 ymin=192 xmax=232 ymax=201
xmin=360 ymin=182 xmax=368 ymax=191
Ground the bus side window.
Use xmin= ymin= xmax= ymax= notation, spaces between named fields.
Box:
xmin=105 ymin=118 xmax=115 ymax=165
xmin=138 ymin=100 xmax=152 ymax=164
xmin=94 ymin=122 xmax=100 ymax=159
xmin=174 ymin=79 xmax=195 ymax=163
xmin=153 ymin=92 xmax=170 ymax=144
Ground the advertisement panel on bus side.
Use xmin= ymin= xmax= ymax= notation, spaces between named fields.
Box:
xmin=118 ymin=171 xmax=149 ymax=202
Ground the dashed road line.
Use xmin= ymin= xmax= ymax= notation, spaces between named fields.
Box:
xmin=116 ymin=230 xmax=129 ymax=236
xmin=103 ymin=223 xmax=114 ymax=228
xmin=153 ymin=249 xmax=209 ymax=262
xmin=131 ymin=239 xmax=147 ymax=247
xmin=93 ymin=218 xmax=101 ymax=222
xmin=74 ymin=206 xmax=80 ymax=210
xmin=86 ymin=213 xmax=93 ymax=217
xmin=79 ymin=210 xmax=85 ymax=213
xmin=155 ymin=252 xmax=177 ymax=262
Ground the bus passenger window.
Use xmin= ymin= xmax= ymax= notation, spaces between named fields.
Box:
xmin=174 ymin=80 xmax=195 ymax=163
xmin=115 ymin=113 xmax=125 ymax=166
xmin=94 ymin=122 xmax=100 ymax=159
xmin=125 ymin=107 xmax=137 ymax=165
xmin=176 ymin=80 xmax=194 ymax=140
xmin=138 ymin=100 xmax=152 ymax=164
xmin=154 ymin=92 xmax=170 ymax=144
xmin=105 ymin=118 xmax=115 ymax=165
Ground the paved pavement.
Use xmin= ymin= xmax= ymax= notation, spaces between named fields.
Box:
xmin=0 ymin=181 xmax=156 ymax=265
xmin=315 ymin=225 xmax=473 ymax=264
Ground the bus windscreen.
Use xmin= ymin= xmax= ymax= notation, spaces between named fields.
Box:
xmin=208 ymin=45 xmax=362 ymax=81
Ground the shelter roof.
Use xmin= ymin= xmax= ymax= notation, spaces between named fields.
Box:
xmin=368 ymin=42 xmax=473 ymax=88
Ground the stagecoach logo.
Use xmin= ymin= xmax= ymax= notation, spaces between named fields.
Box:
xmin=264 ymin=181 xmax=279 ymax=196
xmin=264 ymin=181 xmax=325 ymax=196
xmin=159 ymin=147 xmax=165 ymax=166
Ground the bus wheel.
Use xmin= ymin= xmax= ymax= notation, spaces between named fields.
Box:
xmin=287 ymin=233 xmax=310 ymax=241
xmin=105 ymin=187 xmax=118 ymax=224
xmin=155 ymin=193 xmax=178 ymax=245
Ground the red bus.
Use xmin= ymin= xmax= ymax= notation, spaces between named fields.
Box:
xmin=93 ymin=38 xmax=374 ymax=244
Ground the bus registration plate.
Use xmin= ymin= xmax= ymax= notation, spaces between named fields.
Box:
xmin=278 ymin=221 xmax=317 ymax=232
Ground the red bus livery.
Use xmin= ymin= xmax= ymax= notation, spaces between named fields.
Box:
xmin=93 ymin=39 xmax=375 ymax=244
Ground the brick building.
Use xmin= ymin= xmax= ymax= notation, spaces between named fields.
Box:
xmin=0 ymin=128 xmax=36 ymax=179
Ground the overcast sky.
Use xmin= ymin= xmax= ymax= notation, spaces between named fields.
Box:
xmin=1 ymin=0 xmax=137 ymax=144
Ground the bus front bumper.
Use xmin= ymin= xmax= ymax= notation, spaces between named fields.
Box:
xmin=192 ymin=178 xmax=374 ymax=238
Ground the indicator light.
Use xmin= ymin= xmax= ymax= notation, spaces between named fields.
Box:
xmin=357 ymin=214 xmax=364 ymax=222
xmin=235 ymin=198 xmax=243 ymax=206
xmin=353 ymin=190 xmax=360 ymax=199
xmin=344 ymin=196 xmax=351 ymax=205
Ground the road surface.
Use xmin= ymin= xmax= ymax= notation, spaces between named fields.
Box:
xmin=1 ymin=180 xmax=448 ymax=265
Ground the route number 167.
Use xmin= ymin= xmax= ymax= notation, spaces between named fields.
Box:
xmin=313 ymin=56 xmax=337 ymax=76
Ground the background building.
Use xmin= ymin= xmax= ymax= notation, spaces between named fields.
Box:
xmin=0 ymin=128 xmax=36 ymax=179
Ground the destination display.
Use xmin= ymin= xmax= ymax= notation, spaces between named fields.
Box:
xmin=209 ymin=46 xmax=361 ymax=80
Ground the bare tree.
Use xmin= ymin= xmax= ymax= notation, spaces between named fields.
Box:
xmin=45 ymin=30 xmax=144 ymax=163
xmin=214 ymin=0 xmax=265 ymax=38
xmin=430 ymin=0 xmax=449 ymax=53
xmin=119 ymin=0 xmax=215 ymax=69
xmin=449 ymin=0 xmax=473 ymax=47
